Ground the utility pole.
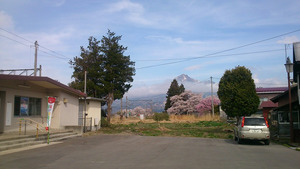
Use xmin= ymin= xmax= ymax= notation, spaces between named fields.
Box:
xmin=34 ymin=41 xmax=38 ymax=76
xmin=126 ymin=96 xmax=128 ymax=117
xmin=121 ymin=98 xmax=123 ymax=115
xmin=211 ymin=76 xmax=214 ymax=117
xmin=39 ymin=65 xmax=42 ymax=76
xmin=84 ymin=71 xmax=87 ymax=133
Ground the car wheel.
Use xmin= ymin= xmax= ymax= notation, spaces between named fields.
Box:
xmin=264 ymin=140 xmax=270 ymax=145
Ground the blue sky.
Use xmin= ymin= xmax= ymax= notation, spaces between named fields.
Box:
xmin=1 ymin=0 xmax=300 ymax=97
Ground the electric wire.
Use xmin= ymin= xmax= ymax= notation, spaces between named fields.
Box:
xmin=0 ymin=27 xmax=33 ymax=44
xmin=39 ymin=49 xmax=71 ymax=60
xmin=1 ymin=27 xmax=300 ymax=69
xmin=38 ymin=45 xmax=71 ymax=60
xmin=137 ymin=28 xmax=300 ymax=69
xmin=0 ymin=34 xmax=31 ymax=47
xmin=136 ymin=48 xmax=285 ymax=62
xmin=0 ymin=27 xmax=72 ymax=60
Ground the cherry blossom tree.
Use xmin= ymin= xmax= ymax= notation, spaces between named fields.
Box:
xmin=129 ymin=106 xmax=153 ymax=117
xmin=167 ymin=91 xmax=202 ymax=115
xmin=132 ymin=106 xmax=145 ymax=116
xmin=195 ymin=96 xmax=220 ymax=116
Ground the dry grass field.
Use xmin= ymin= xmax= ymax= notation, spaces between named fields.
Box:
xmin=97 ymin=114 xmax=234 ymax=139
xmin=111 ymin=114 xmax=221 ymax=124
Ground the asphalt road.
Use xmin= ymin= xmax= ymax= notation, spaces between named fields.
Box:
xmin=0 ymin=134 xmax=299 ymax=169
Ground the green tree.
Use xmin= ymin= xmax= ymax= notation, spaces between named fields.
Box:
xmin=69 ymin=36 xmax=104 ymax=98
xmin=69 ymin=30 xmax=135 ymax=124
xmin=217 ymin=66 xmax=259 ymax=118
xmin=164 ymin=79 xmax=185 ymax=111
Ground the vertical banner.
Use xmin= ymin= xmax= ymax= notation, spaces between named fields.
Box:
xmin=46 ymin=97 xmax=56 ymax=130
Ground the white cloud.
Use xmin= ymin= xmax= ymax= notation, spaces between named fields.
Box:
xmin=107 ymin=0 xmax=143 ymax=13
xmin=0 ymin=11 xmax=14 ymax=29
xmin=277 ymin=36 xmax=300 ymax=44
xmin=126 ymin=80 xmax=171 ymax=97
xmin=42 ymin=0 xmax=66 ymax=7
xmin=146 ymin=35 xmax=204 ymax=45
xmin=31 ymin=28 xmax=74 ymax=50
xmin=106 ymin=0 xmax=151 ymax=26
xmin=253 ymin=74 xmax=286 ymax=88
xmin=53 ymin=0 xmax=66 ymax=7
xmin=185 ymin=65 xmax=202 ymax=71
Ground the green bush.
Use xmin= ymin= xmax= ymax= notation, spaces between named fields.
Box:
xmin=153 ymin=113 xmax=169 ymax=122
xmin=101 ymin=117 xmax=109 ymax=127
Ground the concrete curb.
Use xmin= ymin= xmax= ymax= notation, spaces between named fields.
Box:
xmin=0 ymin=142 xmax=62 ymax=156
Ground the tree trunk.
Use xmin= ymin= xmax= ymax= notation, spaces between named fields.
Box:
xmin=107 ymin=92 xmax=114 ymax=125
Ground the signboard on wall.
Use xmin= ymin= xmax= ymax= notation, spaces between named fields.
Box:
xmin=20 ymin=97 xmax=29 ymax=116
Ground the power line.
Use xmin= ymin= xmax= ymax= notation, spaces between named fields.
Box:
xmin=0 ymin=32 xmax=68 ymax=61
xmin=137 ymin=28 xmax=300 ymax=69
xmin=135 ymin=48 xmax=285 ymax=62
xmin=39 ymin=49 xmax=71 ymax=60
xmin=0 ymin=27 xmax=72 ymax=60
xmin=39 ymin=45 xmax=71 ymax=60
xmin=0 ymin=34 xmax=31 ymax=47
xmin=0 ymin=27 xmax=33 ymax=44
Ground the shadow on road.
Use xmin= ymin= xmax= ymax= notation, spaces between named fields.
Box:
xmin=224 ymin=138 xmax=269 ymax=146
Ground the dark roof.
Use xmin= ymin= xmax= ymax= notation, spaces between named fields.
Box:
xmin=259 ymin=101 xmax=278 ymax=109
xmin=271 ymin=85 xmax=297 ymax=102
xmin=256 ymin=87 xmax=288 ymax=93
xmin=0 ymin=74 xmax=86 ymax=97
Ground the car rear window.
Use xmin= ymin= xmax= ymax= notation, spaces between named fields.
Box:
xmin=244 ymin=118 xmax=266 ymax=126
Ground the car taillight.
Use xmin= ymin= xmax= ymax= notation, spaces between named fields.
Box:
xmin=241 ymin=117 xmax=245 ymax=128
xmin=265 ymin=118 xmax=269 ymax=128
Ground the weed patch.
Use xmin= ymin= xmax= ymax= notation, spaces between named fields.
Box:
xmin=98 ymin=121 xmax=234 ymax=139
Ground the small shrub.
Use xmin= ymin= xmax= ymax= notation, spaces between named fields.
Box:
xmin=101 ymin=117 xmax=109 ymax=127
xmin=153 ymin=113 xmax=169 ymax=122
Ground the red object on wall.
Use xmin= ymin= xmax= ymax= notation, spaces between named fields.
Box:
xmin=48 ymin=97 xmax=56 ymax=104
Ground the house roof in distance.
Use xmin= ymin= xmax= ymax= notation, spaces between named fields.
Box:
xmin=256 ymin=87 xmax=288 ymax=93
xmin=0 ymin=74 xmax=86 ymax=97
xmin=259 ymin=101 xmax=278 ymax=109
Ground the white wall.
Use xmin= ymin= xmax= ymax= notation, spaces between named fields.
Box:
xmin=2 ymin=86 xmax=48 ymax=132
xmin=58 ymin=91 xmax=79 ymax=127
xmin=1 ymin=86 xmax=80 ymax=132
xmin=87 ymin=100 xmax=101 ymax=127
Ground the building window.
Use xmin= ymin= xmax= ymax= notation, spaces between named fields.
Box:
xmin=14 ymin=96 xmax=41 ymax=116
xmin=278 ymin=111 xmax=289 ymax=124
xmin=278 ymin=111 xmax=300 ymax=129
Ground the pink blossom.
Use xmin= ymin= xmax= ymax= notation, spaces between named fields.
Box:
xmin=195 ymin=96 xmax=220 ymax=116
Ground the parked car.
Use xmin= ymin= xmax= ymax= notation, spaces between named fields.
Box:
xmin=234 ymin=116 xmax=270 ymax=145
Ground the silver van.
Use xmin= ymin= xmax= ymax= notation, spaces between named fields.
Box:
xmin=234 ymin=116 xmax=270 ymax=145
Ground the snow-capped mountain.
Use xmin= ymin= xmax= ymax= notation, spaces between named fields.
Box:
xmin=175 ymin=74 xmax=211 ymax=93
xmin=176 ymin=74 xmax=199 ymax=83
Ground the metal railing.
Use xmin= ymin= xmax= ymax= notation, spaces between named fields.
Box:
xmin=0 ymin=66 xmax=42 ymax=76
xmin=18 ymin=118 xmax=46 ymax=138
xmin=79 ymin=117 xmax=92 ymax=132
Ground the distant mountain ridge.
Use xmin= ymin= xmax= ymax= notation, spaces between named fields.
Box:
xmin=112 ymin=74 xmax=215 ymax=113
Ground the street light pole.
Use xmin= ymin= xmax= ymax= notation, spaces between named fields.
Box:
xmin=285 ymin=57 xmax=294 ymax=142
